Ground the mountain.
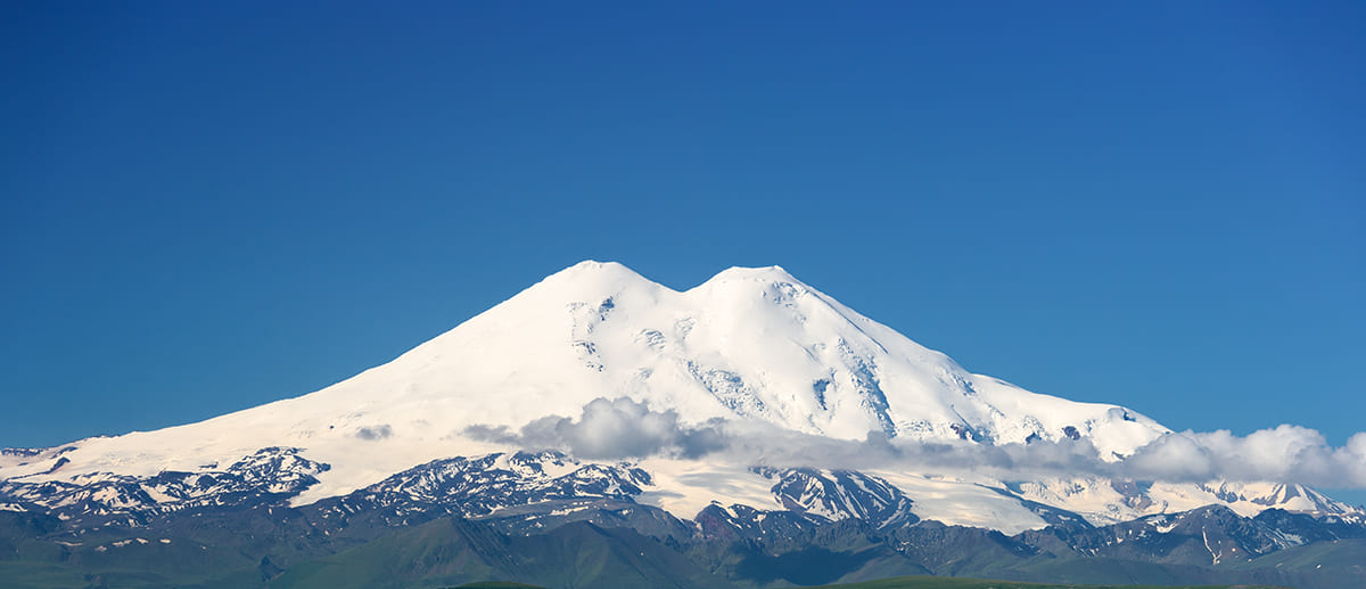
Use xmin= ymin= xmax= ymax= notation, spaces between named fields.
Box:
xmin=1 ymin=261 xmax=1362 ymax=588
xmin=5 ymin=261 xmax=1169 ymax=466
xmin=0 ymin=262 xmax=1166 ymax=513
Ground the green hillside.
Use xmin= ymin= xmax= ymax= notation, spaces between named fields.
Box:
xmin=812 ymin=576 xmax=1285 ymax=589
xmin=438 ymin=576 xmax=1280 ymax=589
xmin=0 ymin=509 xmax=1341 ymax=589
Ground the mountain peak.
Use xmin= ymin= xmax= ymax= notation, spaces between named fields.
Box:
xmin=525 ymin=260 xmax=658 ymax=297
xmin=695 ymin=265 xmax=807 ymax=291
xmin=550 ymin=259 xmax=641 ymax=280
xmin=534 ymin=262 xmax=812 ymax=299
xmin=709 ymin=264 xmax=795 ymax=280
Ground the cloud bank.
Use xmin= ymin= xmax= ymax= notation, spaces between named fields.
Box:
xmin=1125 ymin=425 xmax=1366 ymax=488
xmin=464 ymin=397 xmax=728 ymax=460
xmin=464 ymin=397 xmax=1366 ymax=488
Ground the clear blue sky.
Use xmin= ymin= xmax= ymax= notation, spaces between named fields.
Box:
xmin=2 ymin=2 xmax=1362 ymax=467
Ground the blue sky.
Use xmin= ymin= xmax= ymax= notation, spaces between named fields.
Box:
xmin=2 ymin=2 xmax=1362 ymax=493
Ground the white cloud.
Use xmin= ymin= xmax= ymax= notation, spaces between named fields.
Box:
xmin=467 ymin=397 xmax=1366 ymax=488
xmin=465 ymin=397 xmax=726 ymax=459
xmin=1126 ymin=425 xmax=1366 ymax=488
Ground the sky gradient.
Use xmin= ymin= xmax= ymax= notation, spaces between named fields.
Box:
xmin=3 ymin=3 xmax=1363 ymax=499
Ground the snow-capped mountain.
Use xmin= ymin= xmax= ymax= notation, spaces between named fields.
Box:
xmin=0 ymin=447 xmax=328 ymax=528
xmin=0 ymin=261 xmax=1357 ymax=534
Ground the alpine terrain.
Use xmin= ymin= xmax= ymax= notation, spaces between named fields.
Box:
xmin=1 ymin=261 xmax=1362 ymax=588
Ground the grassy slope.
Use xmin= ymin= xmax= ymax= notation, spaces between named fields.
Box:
xmin=0 ymin=508 xmax=1337 ymax=589
xmin=811 ymin=575 xmax=1285 ymax=589
xmin=1219 ymin=538 xmax=1366 ymax=589
xmin=0 ymin=560 xmax=1293 ymax=589
xmin=271 ymin=518 xmax=733 ymax=589
xmin=437 ymin=577 xmax=1280 ymax=589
